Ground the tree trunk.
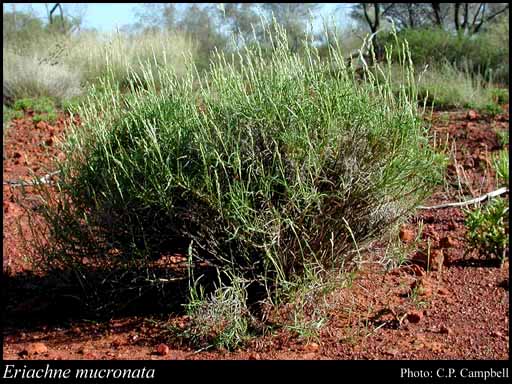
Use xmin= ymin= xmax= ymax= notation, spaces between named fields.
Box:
xmin=408 ymin=4 xmax=415 ymax=28
xmin=454 ymin=3 xmax=461 ymax=32
xmin=431 ymin=3 xmax=442 ymax=27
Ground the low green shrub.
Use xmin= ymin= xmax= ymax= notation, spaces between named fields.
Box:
xmin=490 ymin=88 xmax=509 ymax=105
xmin=496 ymin=130 xmax=509 ymax=148
xmin=493 ymin=150 xmax=509 ymax=187
xmin=480 ymin=102 xmax=503 ymax=116
xmin=465 ymin=198 xmax=509 ymax=264
xmin=32 ymin=111 xmax=57 ymax=124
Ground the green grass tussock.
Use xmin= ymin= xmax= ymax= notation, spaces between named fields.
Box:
xmin=35 ymin=26 xmax=445 ymax=334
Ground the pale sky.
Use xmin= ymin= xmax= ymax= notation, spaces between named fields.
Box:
xmin=4 ymin=3 xmax=355 ymax=33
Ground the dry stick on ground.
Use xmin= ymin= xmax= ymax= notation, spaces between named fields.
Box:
xmin=3 ymin=170 xmax=61 ymax=187
xmin=417 ymin=187 xmax=509 ymax=210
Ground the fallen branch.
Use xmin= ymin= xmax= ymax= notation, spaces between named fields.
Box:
xmin=3 ymin=170 xmax=61 ymax=187
xmin=417 ymin=187 xmax=509 ymax=210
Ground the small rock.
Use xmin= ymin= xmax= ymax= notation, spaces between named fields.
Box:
xmin=430 ymin=249 xmax=444 ymax=271
xmin=439 ymin=325 xmax=452 ymax=335
xmin=440 ymin=236 xmax=457 ymax=248
xmin=302 ymin=352 xmax=317 ymax=359
xmin=156 ymin=343 xmax=169 ymax=356
xmin=304 ymin=342 xmax=320 ymax=352
xmin=3 ymin=201 xmax=10 ymax=213
xmin=84 ymin=352 xmax=97 ymax=359
xmin=411 ymin=277 xmax=433 ymax=298
xmin=13 ymin=151 xmax=22 ymax=159
xmin=248 ymin=353 xmax=261 ymax=360
xmin=409 ymin=264 xmax=425 ymax=277
xmin=45 ymin=138 xmax=53 ymax=146
xmin=407 ymin=311 xmax=423 ymax=324
xmin=24 ymin=342 xmax=48 ymax=356
xmin=36 ymin=121 xmax=47 ymax=130
xmin=399 ymin=227 xmax=415 ymax=243
xmin=437 ymin=287 xmax=449 ymax=296
xmin=77 ymin=347 xmax=88 ymax=355
xmin=467 ymin=110 xmax=478 ymax=120
xmin=491 ymin=331 xmax=503 ymax=338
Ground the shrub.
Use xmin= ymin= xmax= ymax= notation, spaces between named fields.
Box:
xmin=481 ymin=102 xmax=503 ymax=116
xmin=381 ymin=25 xmax=509 ymax=83
xmin=465 ymin=198 xmax=509 ymax=264
xmin=35 ymin=24 xmax=445 ymax=316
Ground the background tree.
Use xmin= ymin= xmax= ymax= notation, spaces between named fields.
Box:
xmin=133 ymin=3 xmax=176 ymax=33
xmin=261 ymin=3 xmax=320 ymax=52
xmin=217 ymin=3 xmax=263 ymax=47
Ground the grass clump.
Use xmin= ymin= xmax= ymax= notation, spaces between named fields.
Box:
xmin=35 ymin=25 xmax=445 ymax=344
xmin=182 ymin=273 xmax=256 ymax=350
xmin=490 ymin=88 xmax=509 ymax=105
xmin=414 ymin=61 xmax=501 ymax=111
xmin=3 ymin=49 xmax=82 ymax=103
xmin=493 ymin=150 xmax=509 ymax=187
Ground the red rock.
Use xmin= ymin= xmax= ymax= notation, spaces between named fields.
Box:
xmin=467 ymin=110 xmax=478 ymax=120
xmin=430 ymin=249 xmax=444 ymax=271
xmin=304 ymin=342 xmax=320 ymax=352
xmin=399 ymin=227 xmax=415 ymax=243
xmin=447 ymin=222 xmax=457 ymax=230
xmin=13 ymin=151 xmax=22 ymax=159
xmin=440 ymin=236 xmax=457 ymax=248
xmin=3 ymin=201 xmax=10 ymax=213
xmin=36 ymin=121 xmax=47 ymax=130
xmin=409 ymin=264 xmax=425 ymax=276
xmin=491 ymin=331 xmax=503 ymax=338
xmin=156 ymin=343 xmax=169 ymax=356
xmin=248 ymin=353 xmax=261 ymax=360
xmin=437 ymin=287 xmax=449 ymax=296
xmin=302 ymin=352 xmax=317 ymax=359
xmin=407 ymin=311 xmax=423 ymax=323
xmin=439 ymin=325 xmax=452 ymax=335
xmin=77 ymin=347 xmax=88 ymax=355
xmin=24 ymin=342 xmax=48 ymax=355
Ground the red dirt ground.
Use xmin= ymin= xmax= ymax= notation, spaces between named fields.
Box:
xmin=2 ymin=105 xmax=509 ymax=360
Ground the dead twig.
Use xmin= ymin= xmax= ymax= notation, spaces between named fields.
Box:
xmin=3 ymin=170 xmax=61 ymax=187
xmin=417 ymin=187 xmax=509 ymax=210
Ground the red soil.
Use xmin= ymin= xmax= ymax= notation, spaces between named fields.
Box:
xmin=2 ymin=106 xmax=509 ymax=360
